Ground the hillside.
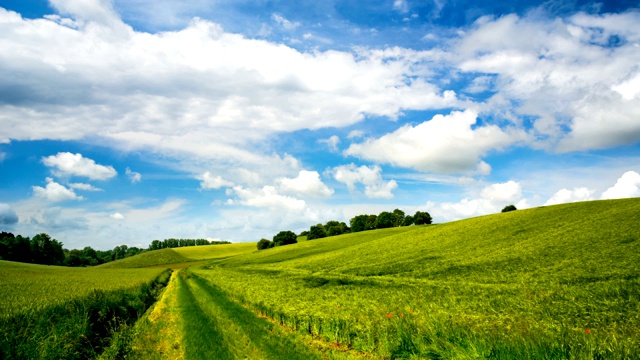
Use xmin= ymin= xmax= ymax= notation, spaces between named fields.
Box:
xmin=100 ymin=242 xmax=256 ymax=268
xmin=186 ymin=198 xmax=640 ymax=358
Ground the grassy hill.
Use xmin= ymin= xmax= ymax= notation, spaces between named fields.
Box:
xmin=186 ymin=198 xmax=640 ymax=359
xmin=100 ymin=242 xmax=256 ymax=268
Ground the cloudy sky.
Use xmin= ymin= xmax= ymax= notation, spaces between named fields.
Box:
xmin=1 ymin=0 xmax=639 ymax=249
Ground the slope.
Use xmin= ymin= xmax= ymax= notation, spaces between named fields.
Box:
xmin=189 ymin=198 xmax=640 ymax=359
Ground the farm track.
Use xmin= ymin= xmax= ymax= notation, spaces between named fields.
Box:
xmin=175 ymin=269 xmax=325 ymax=360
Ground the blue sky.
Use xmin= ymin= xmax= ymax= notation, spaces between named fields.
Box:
xmin=1 ymin=0 xmax=639 ymax=249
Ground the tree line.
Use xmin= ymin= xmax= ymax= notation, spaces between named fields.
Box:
xmin=0 ymin=232 xmax=230 ymax=267
xmin=257 ymin=209 xmax=432 ymax=250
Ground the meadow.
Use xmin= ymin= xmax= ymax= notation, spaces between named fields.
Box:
xmin=189 ymin=199 xmax=640 ymax=358
xmin=2 ymin=198 xmax=639 ymax=359
xmin=0 ymin=261 xmax=170 ymax=359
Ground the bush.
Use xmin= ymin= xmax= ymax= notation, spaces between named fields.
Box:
xmin=272 ymin=231 xmax=298 ymax=247
xmin=502 ymin=205 xmax=517 ymax=213
xmin=257 ymin=239 xmax=273 ymax=250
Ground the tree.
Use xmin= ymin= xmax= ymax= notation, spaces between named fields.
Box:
xmin=502 ymin=205 xmax=517 ymax=213
xmin=392 ymin=209 xmax=405 ymax=227
xmin=273 ymin=230 xmax=298 ymax=246
xmin=366 ymin=215 xmax=378 ymax=230
xmin=350 ymin=214 xmax=369 ymax=233
xmin=257 ymin=239 xmax=273 ymax=250
xmin=307 ymin=224 xmax=326 ymax=240
xmin=324 ymin=221 xmax=349 ymax=236
xmin=413 ymin=211 xmax=432 ymax=225
xmin=402 ymin=215 xmax=414 ymax=226
xmin=375 ymin=211 xmax=394 ymax=229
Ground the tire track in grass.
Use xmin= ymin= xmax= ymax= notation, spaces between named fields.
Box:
xmin=187 ymin=274 xmax=324 ymax=360
xmin=175 ymin=271 xmax=234 ymax=360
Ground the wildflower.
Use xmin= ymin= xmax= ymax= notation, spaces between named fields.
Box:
xmin=585 ymin=329 xmax=591 ymax=334
xmin=400 ymin=313 xmax=404 ymax=318
xmin=386 ymin=313 xmax=393 ymax=319
xmin=337 ymin=305 xmax=341 ymax=309
xmin=409 ymin=309 xmax=414 ymax=313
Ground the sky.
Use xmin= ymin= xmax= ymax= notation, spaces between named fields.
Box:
xmin=0 ymin=0 xmax=639 ymax=250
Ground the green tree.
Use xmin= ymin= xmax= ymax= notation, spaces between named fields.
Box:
xmin=257 ymin=238 xmax=273 ymax=250
xmin=375 ymin=211 xmax=394 ymax=229
xmin=350 ymin=214 xmax=369 ymax=233
xmin=392 ymin=209 xmax=405 ymax=227
xmin=307 ymin=224 xmax=327 ymax=240
xmin=273 ymin=230 xmax=298 ymax=246
xmin=502 ymin=205 xmax=517 ymax=213
xmin=324 ymin=221 xmax=349 ymax=236
xmin=413 ymin=211 xmax=432 ymax=225
xmin=402 ymin=215 xmax=414 ymax=226
xmin=366 ymin=215 xmax=378 ymax=230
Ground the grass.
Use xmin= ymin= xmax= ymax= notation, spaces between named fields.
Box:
xmin=189 ymin=198 xmax=640 ymax=359
xmin=100 ymin=242 xmax=256 ymax=268
xmin=0 ymin=261 xmax=171 ymax=359
xmin=0 ymin=260 xmax=166 ymax=315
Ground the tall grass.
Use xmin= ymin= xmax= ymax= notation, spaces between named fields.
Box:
xmin=191 ymin=199 xmax=640 ymax=358
xmin=0 ymin=262 xmax=171 ymax=359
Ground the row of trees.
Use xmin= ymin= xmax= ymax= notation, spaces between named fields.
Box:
xmin=148 ymin=238 xmax=230 ymax=250
xmin=257 ymin=209 xmax=433 ymax=250
xmin=0 ymin=232 xmax=231 ymax=267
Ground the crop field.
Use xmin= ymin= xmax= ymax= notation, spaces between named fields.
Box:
xmin=188 ymin=199 xmax=640 ymax=359
xmin=101 ymin=242 xmax=256 ymax=269
xmin=0 ymin=260 xmax=166 ymax=315
xmin=3 ymin=198 xmax=639 ymax=359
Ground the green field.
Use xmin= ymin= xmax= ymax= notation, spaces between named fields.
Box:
xmin=2 ymin=198 xmax=639 ymax=359
xmin=100 ymin=242 xmax=256 ymax=268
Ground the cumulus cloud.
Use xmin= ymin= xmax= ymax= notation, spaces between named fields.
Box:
xmin=601 ymin=171 xmax=640 ymax=199
xmin=0 ymin=6 xmax=456 ymax=168
xmin=544 ymin=187 xmax=595 ymax=206
xmin=427 ymin=181 xmax=527 ymax=221
xmin=125 ymin=167 xmax=141 ymax=183
xmin=345 ymin=110 xmax=525 ymax=174
xmin=42 ymin=152 xmax=117 ymax=180
xmin=0 ymin=203 xmax=19 ymax=227
xmin=332 ymin=164 xmax=397 ymax=199
xmin=277 ymin=170 xmax=334 ymax=197
xmin=393 ymin=0 xmax=409 ymax=14
xmin=110 ymin=212 xmax=125 ymax=220
xmin=456 ymin=11 xmax=640 ymax=151
xmin=228 ymin=186 xmax=306 ymax=211
xmin=197 ymin=171 xmax=234 ymax=190
xmin=32 ymin=178 xmax=84 ymax=202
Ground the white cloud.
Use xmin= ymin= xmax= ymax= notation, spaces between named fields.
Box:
xmin=125 ymin=167 xmax=141 ymax=183
xmin=110 ymin=212 xmax=124 ymax=220
xmin=347 ymin=130 xmax=364 ymax=139
xmin=601 ymin=171 xmax=640 ymax=199
xmin=277 ymin=170 xmax=334 ymax=197
xmin=456 ymin=11 xmax=640 ymax=151
xmin=544 ymin=187 xmax=595 ymax=206
xmin=319 ymin=135 xmax=340 ymax=152
xmin=426 ymin=180 xmax=526 ymax=221
xmin=229 ymin=185 xmax=306 ymax=211
xmin=271 ymin=13 xmax=300 ymax=30
xmin=0 ymin=152 xmax=5 ymax=162
xmin=32 ymin=178 xmax=84 ymax=202
xmin=0 ymin=7 xmax=456 ymax=174
xmin=0 ymin=203 xmax=19 ymax=227
xmin=345 ymin=110 xmax=525 ymax=174
xmin=197 ymin=171 xmax=234 ymax=189
xmin=332 ymin=164 xmax=397 ymax=199
xmin=393 ymin=0 xmax=409 ymax=14
xmin=69 ymin=182 xmax=103 ymax=191
xmin=42 ymin=152 xmax=117 ymax=180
